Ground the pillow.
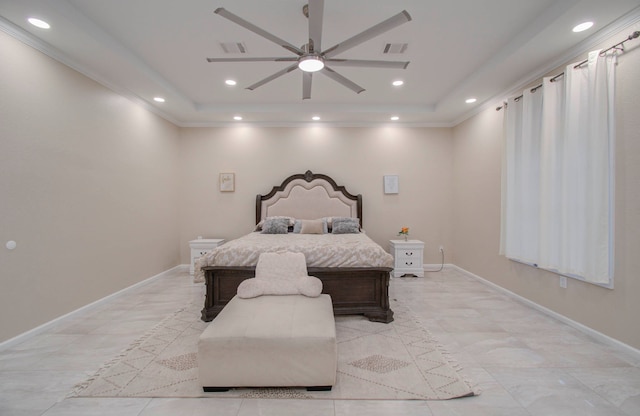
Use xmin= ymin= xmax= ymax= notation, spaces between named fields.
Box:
xmin=293 ymin=219 xmax=328 ymax=234
xmin=255 ymin=251 xmax=308 ymax=279
xmin=237 ymin=276 xmax=322 ymax=298
xmin=322 ymin=217 xmax=334 ymax=227
xmin=300 ymin=220 xmax=324 ymax=234
xmin=255 ymin=216 xmax=295 ymax=231
xmin=260 ymin=217 xmax=289 ymax=234
xmin=237 ymin=252 xmax=323 ymax=298
xmin=332 ymin=217 xmax=360 ymax=234
xmin=321 ymin=217 xmax=333 ymax=232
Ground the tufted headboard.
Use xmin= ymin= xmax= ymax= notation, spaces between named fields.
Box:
xmin=256 ymin=170 xmax=363 ymax=226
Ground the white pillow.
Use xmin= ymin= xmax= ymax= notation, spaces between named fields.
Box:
xmin=237 ymin=275 xmax=322 ymax=298
xmin=237 ymin=252 xmax=323 ymax=298
xmin=293 ymin=219 xmax=329 ymax=234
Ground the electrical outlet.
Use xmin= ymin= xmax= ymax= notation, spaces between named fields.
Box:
xmin=439 ymin=245 xmax=444 ymax=252
xmin=560 ymin=276 xmax=567 ymax=288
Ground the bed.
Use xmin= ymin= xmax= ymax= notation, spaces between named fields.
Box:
xmin=198 ymin=170 xmax=394 ymax=323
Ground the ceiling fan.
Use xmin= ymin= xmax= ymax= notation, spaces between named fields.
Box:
xmin=207 ymin=0 xmax=412 ymax=99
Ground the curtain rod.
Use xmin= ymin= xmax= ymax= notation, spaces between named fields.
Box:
xmin=496 ymin=30 xmax=640 ymax=111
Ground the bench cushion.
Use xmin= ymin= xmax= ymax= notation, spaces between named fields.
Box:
xmin=198 ymin=294 xmax=337 ymax=388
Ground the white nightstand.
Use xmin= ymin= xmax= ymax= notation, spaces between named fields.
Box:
xmin=389 ymin=239 xmax=425 ymax=277
xmin=189 ymin=238 xmax=225 ymax=275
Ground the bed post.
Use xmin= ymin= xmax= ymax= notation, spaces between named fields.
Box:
xmin=255 ymin=195 xmax=262 ymax=225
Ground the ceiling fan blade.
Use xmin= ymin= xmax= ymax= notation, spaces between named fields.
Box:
xmin=322 ymin=10 xmax=412 ymax=58
xmin=207 ymin=57 xmax=298 ymax=63
xmin=307 ymin=0 xmax=324 ymax=53
xmin=326 ymin=59 xmax=409 ymax=69
xmin=321 ymin=67 xmax=365 ymax=94
xmin=246 ymin=63 xmax=299 ymax=91
xmin=214 ymin=8 xmax=304 ymax=56
xmin=302 ymin=72 xmax=312 ymax=100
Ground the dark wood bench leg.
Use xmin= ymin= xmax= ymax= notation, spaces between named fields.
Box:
xmin=203 ymin=387 xmax=230 ymax=392
xmin=306 ymin=386 xmax=332 ymax=391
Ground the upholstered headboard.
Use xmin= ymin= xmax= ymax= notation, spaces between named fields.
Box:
xmin=256 ymin=170 xmax=363 ymax=226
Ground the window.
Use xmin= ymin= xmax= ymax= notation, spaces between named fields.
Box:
xmin=500 ymin=50 xmax=616 ymax=286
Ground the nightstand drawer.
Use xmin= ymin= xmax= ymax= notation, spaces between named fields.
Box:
xmin=192 ymin=248 xmax=213 ymax=260
xmin=189 ymin=238 xmax=225 ymax=275
xmin=397 ymin=249 xmax=421 ymax=258
xmin=395 ymin=256 xmax=422 ymax=267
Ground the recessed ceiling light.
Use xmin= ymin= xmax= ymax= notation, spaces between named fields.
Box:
xmin=392 ymin=80 xmax=404 ymax=87
xmin=233 ymin=116 xmax=243 ymax=121
xmin=465 ymin=98 xmax=477 ymax=104
xmin=312 ymin=116 xmax=320 ymax=121
xmin=153 ymin=97 xmax=165 ymax=103
xmin=390 ymin=116 xmax=400 ymax=121
xmin=28 ymin=18 xmax=50 ymax=29
xmin=573 ymin=21 xmax=594 ymax=33
xmin=225 ymin=79 xmax=237 ymax=86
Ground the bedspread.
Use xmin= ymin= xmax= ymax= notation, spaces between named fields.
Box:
xmin=194 ymin=232 xmax=393 ymax=283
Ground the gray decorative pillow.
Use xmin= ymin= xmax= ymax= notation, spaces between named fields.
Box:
xmin=261 ymin=217 xmax=289 ymax=234
xmin=255 ymin=216 xmax=295 ymax=231
xmin=332 ymin=217 xmax=360 ymax=234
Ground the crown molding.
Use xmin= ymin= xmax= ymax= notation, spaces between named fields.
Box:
xmin=452 ymin=5 xmax=640 ymax=127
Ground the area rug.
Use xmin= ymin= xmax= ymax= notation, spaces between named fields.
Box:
xmin=70 ymin=300 xmax=476 ymax=400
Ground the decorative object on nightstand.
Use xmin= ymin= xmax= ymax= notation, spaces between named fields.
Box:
xmin=189 ymin=238 xmax=225 ymax=276
xmin=397 ymin=227 xmax=409 ymax=241
xmin=389 ymin=239 xmax=424 ymax=277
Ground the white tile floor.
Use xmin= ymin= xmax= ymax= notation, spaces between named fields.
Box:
xmin=1 ymin=268 xmax=638 ymax=415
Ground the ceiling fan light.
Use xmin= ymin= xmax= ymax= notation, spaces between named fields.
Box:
xmin=298 ymin=55 xmax=325 ymax=72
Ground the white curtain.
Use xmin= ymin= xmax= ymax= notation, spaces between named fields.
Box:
xmin=501 ymin=50 xmax=616 ymax=285
xmin=502 ymin=89 xmax=542 ymax=264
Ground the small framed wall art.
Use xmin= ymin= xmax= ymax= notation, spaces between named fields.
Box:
xmin=383 ymin=175 xmax=399 ymax=194
xmin=219 ymin=173 xmax=235 ymax=192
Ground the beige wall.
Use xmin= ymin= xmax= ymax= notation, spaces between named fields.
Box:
xmin=178 ymin=126 xmax=454 ymax=264
xmin=452 ymin=26 xmax=640 ymax=350
xmin=0 ymin=31 xmax=181 ymax=342
xmin=3 ymin=18 xmax=638 ymax=353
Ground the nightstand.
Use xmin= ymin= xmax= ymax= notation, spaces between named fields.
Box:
xmin=189 ymin=238 xmax=225 ymax=275
xmin=389 ymin=239 xmax=425 ymax=277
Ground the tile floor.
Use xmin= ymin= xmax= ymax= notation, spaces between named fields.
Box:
xmin=0 ymin=267 xmax=638 ymax=415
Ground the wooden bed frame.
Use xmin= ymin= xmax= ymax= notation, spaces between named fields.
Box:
xmin=201 ymin=170 xmax=394 ymax=323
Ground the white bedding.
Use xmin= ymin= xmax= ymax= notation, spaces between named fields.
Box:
xmin=194 ymin=231 xmax=394 ymax=283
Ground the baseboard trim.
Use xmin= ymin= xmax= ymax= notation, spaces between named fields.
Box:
xmin=450 ymin=265 xmax=640 ymax=361
xmin=423 ymin=263 xmax=453 ymax=272
xmin=0 ymin=264 xmax=189 ymax=351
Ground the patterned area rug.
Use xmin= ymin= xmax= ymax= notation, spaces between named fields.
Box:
xmin=71 ymin=300 xmax=476 ymax=400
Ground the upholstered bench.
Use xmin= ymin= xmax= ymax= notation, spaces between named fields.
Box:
xmin=198 ymin=293 xmax=337 ymax=391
